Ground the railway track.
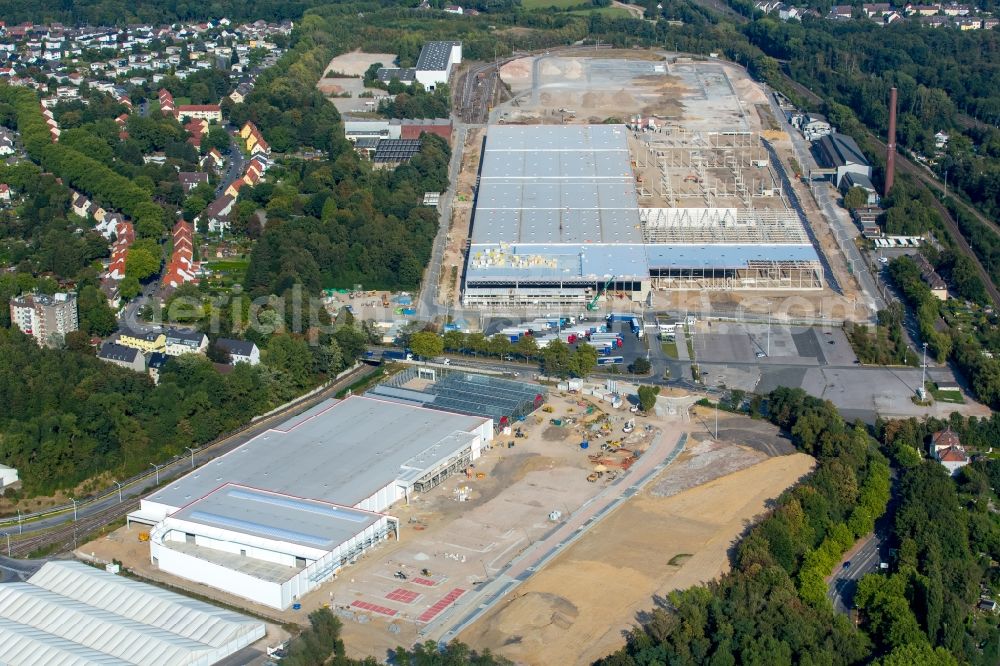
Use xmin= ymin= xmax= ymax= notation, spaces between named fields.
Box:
xmin=776 ymin=70 xmax=1000 ymax=307
xmin=7 ymin=498 xmax=139 ymax=558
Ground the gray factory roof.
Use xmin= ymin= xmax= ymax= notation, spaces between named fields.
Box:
xmin=0 ymin=561 xmax=263 ymax=666
xmin=813 ymin=132 xmax=869 ymax=170
xmin=170 ymin=485 xmax=381 ymax=551
xmin=146 ymin=396 xmax=488 ymax=512
xmin=376 ymin=67 xmax=416 ymax=83
xmin=471 ymin=125 xmax=642 ymax=245
xmin=416 ymin=41 xmax=460 ymax=72
xmin=644 ymin=243 xmax=820 ymax=268
xmin=466 ymin=243 xmax=649 ymax=282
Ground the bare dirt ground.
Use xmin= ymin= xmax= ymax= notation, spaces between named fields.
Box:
xmin=79 ymin=390 xmax=670 ymax=660
xmin=459 ymin=448 xmax=815 ymax=665
xmin=322 ymin=50 xmax=399 ymax=77
xmin=317 ymin=51 xmax=398 ymax=114
xmin=439 ymin=127 xmax=485 ymax=306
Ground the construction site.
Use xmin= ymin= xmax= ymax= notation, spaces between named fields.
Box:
xmin=441 ymin=52 xmax=865 ymax=318
xmin=454 ymin=56 xmax=827 ymax=311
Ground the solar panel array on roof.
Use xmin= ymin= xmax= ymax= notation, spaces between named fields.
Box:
xmin=373 ymin=138 xmax=422 ymax=163
xmin=370 ymin=368 xmax=546 ymax=423
xmin=416 ymin=41 xmax=460 ymax=72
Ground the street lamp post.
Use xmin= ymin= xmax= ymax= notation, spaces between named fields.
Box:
xmin=71 ymin=498 xmax=77 ymax=522
xmin=921 ymin=342 xmax=929 ymax=395
xmin=114 ymin=481 xmax=123 ymax=504
xmin=150 ymin=463 xmax=164 ymax=485
xmin=185 ymin=447 xmax=196 ymax=469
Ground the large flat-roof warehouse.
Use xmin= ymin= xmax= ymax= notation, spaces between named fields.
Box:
xmin=130 ymin=396 xmax=493 ymax=610
xmin=463 ymin=124 xmax=824 ymax=308
xmin=0 ymin=561 xmax=264 ymax=665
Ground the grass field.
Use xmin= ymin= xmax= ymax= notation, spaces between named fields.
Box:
xmin=662 ymin=340 xmax=679 ymax=359
xmin=206 ymin=260 xmax=250 ymax=273
xmin=927 ymin=381 xmax=965 ymax=404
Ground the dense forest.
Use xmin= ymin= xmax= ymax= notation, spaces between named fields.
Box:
xmin=887 ymin=254 xmax=1000 ymax=409
xmin=738 ymin=15 xmax=1000 ymax=229
xmin=0 ymin=315 xmax=370 ymax=495
xmin=0 ymin=0 xmax=318 ymax=25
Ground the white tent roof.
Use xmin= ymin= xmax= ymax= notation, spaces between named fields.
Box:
xmin=0 ymin=561 xmax=265 ymax=666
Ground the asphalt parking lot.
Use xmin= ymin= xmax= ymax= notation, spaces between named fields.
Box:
xmin=694 ymin=323 xmax=858 ymax=367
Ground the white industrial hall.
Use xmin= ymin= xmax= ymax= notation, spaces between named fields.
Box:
xmin=129 ymin=395 xmax=494 ymax=610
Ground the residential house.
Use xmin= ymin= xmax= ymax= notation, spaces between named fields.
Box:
xmin=0 ymin=184 xmax=10 ymax=202
xmin=178 ymin=171 xmax=209 ymax=193
xmin=0 ymin=128 xmax=15 ymax=155
xmin=907 ymin=4 xmax=941 ymax=15
xmin=915 ymin=254 xmax=948 ymax=300
xmin=162 ymin=220 xmax=199 ymax=289
xmin=117 ymin=328 xmax=166 ymax=353
xmin=158 ymin=88 xmax=175 ymax=116
xmin=828 ymin=5 xmax=854 ymax=18
xmin=240 ymin=120 xmax=270 ymax=155
xmin=863 ymin=2 xmax=890 ymax=16
xmin=201 ymin=147 xmax=224 ymax=172
xmin=176 ymin=104 xmax=221 ymax=123
xmin=164 ymin=327 xmax=208 ymax=356
xmin=199 ymin=193 xmax=236 ymax=233
xmin=98 ymin=341 xmax=147 ymax=372
xmin=147 ymin=351 xmax=169 ymax=384
xmin=216 ymin=337 xmax=260 ymax=365
xmin=929 ymin=427 xmax=969 ymax=476
xmin=228 ymin=82 xmax=252 ymax=104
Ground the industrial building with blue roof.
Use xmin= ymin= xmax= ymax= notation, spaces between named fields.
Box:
xmin=463 ymin=124 xmax=824 ymax=308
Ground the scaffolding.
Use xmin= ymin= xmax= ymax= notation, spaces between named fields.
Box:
xmin=649 ymin=260 xmax=823 ymax=290
xmin=373 ymin=367 xmax=547 ymax=424
xmin=412 ymin=447 xmax=474 ymax=493
xmin=640 ymin=208 xmax=811 ymax=244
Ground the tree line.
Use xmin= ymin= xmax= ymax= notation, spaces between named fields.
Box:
xmin=598 ymin=386 xmax=891 ymax=665
xmin=0 ymin=84 xmax=168 ymax=238
xmin=888 ymin=255 xmax=1000 ymax=409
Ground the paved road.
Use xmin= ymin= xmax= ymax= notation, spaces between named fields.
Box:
xmin=764 ymin=87 xmax=883 ymax=317
xmin=418 ymin=122 xmax=469 ymax=319
xmin=0 ymin=365 xmax=376 ymax=558
xmin=828 ymin=532 xmax=884 ymax=615
xmin=426 ymin=430 xmax=688 ymax=643
xmin=217 ymin=132 xmax=247 ymax=197
xmin=827 ymin=470 xmax=898 ymax=615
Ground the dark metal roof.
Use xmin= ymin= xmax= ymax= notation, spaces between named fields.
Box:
xmin=415 ymin=41 xmax=460 ymax=72
xmin=216 ymin=337 xmax=256 ymax=357
xmin=373 ymin=139 xmax=422 ymax=164
xmin=99 ymin=342 xmax=140 ymax=363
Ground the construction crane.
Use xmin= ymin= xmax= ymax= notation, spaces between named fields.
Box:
xmin=587 ymin=275 xmax=616 ymax=311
